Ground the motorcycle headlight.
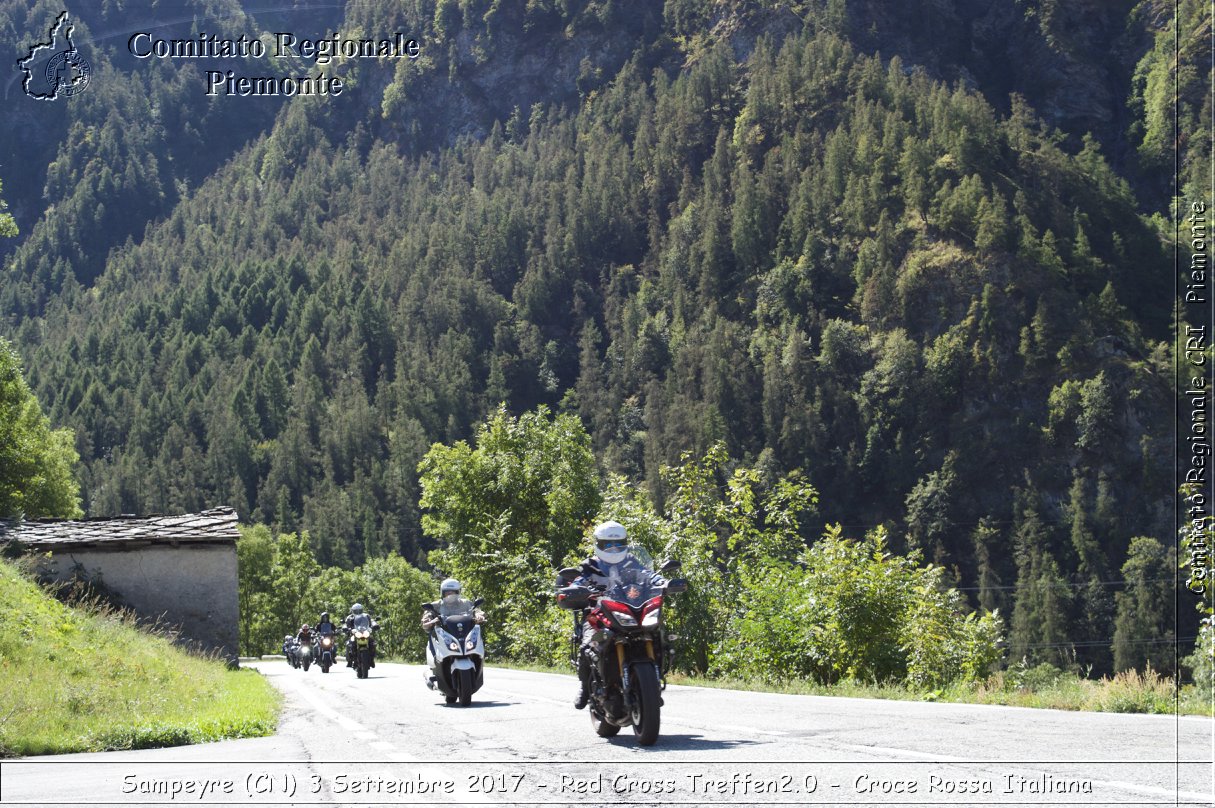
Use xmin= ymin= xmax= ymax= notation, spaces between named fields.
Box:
xmin=641 ymin=608 xmax=661 ymax=627
xmin=448 ymin=640 xmax=460 ymax=652
xmin=465 ymin=626 xmax=480 ymax=652
xmin=610 ymin=610 xmax=638 ymax=627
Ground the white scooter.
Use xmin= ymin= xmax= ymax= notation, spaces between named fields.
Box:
xmin=422 ymin=598 xmax=485 ymax=706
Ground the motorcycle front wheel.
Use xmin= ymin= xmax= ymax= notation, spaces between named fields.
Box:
xmin=456 ymin=668 xmax=473 ymax=706
xmin=303 ymin=656 xmax=311 ymax=672
xmin=357 ymin=649 xmax=370 ymax=678
xmin=629 ymin=663 xmax=661 ymax=746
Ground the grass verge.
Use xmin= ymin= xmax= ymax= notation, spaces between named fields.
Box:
xmin=488 ymin=660 xmax=1211 ymax=716
xmin=0 ymin=558 xmax=280 ymax=757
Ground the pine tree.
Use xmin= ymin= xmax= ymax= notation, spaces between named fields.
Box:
xmin=1113 ymin=537 xmax=1176 ymax=674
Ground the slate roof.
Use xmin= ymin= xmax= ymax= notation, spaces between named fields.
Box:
xmin=0 ymin=507 xmax=239 ymax=549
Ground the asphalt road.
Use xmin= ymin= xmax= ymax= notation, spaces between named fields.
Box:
xmin=2 ymin=659 xmax=1212 ymax=807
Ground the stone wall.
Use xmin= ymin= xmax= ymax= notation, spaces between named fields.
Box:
xmin=39 ymin=542 xmax=239 ymax=662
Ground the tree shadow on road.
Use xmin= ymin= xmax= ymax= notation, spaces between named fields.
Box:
xmin=606 ymin=734 xmax=764 ymax=751
xmin=441 ymin=700 xmax=515 ymax=708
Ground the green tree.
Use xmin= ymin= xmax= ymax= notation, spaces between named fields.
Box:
xmin=0 ymin=178 xmax=16 ymax=238
xmin=418 ymin=405 xmax=600 ymax=660
xmin=236 ymin=524 xmax=277 ymax=655
xmin=1112 ymin=537 xmax=1176 ymax=674
xmin=0 ymin=339 xmax=81 ymax=519
xmin=235 ymin=525 xmax=321 ymax=655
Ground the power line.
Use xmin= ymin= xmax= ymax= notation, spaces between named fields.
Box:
xmin=1010 ymin=636 xmax=1198 ymax=650
xmin=954 ymin=577 xmax=1178 ymax=592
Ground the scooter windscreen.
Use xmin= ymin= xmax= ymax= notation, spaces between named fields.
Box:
xmin=441 ymin=614 xmax=478 ymax=639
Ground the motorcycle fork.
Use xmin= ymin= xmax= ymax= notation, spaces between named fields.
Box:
xmin=617 ymin=644 xmax=632 ymax=709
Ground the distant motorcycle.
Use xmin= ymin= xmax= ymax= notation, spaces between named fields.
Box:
xmin=299 ymin=639 xmax=312 ymax=672
xmin=557 ymin=550 xmax=686 ymax=746
xmin=283 ymin=637 xmax=300 ymax=669
xmin=422 ymin=598 xmax=485 ymax=706
xmin=348 ymin=615 xmax=378 ymax=679
xmin=316 ymin=630 xmax=337 ymax=673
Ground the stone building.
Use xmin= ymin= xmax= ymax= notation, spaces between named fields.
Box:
xmin=0 ymin=507 xmax=240 ymax=662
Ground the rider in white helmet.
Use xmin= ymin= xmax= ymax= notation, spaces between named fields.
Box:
xmin=422 ymin=578 xmax=486 ymax=630
xmin=570 ymin=520 xmax=666 ymax=709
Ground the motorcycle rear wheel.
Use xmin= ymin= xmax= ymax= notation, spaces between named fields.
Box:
xmin=629 ymin=663 xmax=661 ymax=746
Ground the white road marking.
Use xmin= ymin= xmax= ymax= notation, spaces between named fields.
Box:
xmin=831 ymin=741 xmax=968 ymax=761
xmin=1094 ymin=779 xmax=1213 ymax=803
xmin=283 ymin=675 xmax=367 ymax=732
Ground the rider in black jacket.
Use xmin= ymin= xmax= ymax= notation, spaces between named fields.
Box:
xmin=570 ymin=520 xmax=666 ymax=709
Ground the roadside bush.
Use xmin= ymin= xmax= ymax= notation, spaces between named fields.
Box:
xmin=715 ymin=527 xmax=1003 ymax=686
xmin=1183 ymin=618 xmax=1214 ymax=692
xmin=1004 ymin=660 xmax=1067 ymax=691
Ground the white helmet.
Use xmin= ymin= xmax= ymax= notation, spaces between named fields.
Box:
xmin=441 ymin=578 xmax=462 ymax=603
xmin=593 ymin=520 xmax=628 ymax=564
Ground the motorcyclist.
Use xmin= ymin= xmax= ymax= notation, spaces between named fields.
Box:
xmin=314 ymin=611 xmax=337 ymax=662
xmin=570 ymin=520 xmax=666 ymax=709
xmin=316 ymin=611 xmax=337 ymax=637
xmin=422 ymin=578 xmax=486 ymax=633
xmin=282 ymin=634 xmax=296 ymax=664
xmin=295 ymin=623 xmax=314 ymax=665
xmin=344 ymin=603 xmax=378 ymax=668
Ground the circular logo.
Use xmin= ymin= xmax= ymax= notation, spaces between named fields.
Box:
xmin=45 ymin=48 xmax=91 ymax=97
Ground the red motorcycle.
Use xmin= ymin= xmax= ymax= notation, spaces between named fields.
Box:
xmin=557 ymin=550 xmax=686 ymax=746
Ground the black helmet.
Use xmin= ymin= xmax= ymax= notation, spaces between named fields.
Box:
xmin=320 ymin=611 xmax=329 ymax=622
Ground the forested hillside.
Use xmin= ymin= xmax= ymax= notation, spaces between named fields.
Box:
xmin=0 ymin=0 xmax=1202 ymax=674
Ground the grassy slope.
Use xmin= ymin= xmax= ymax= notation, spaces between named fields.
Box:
xmin=0 ymin=559 xmax=279 ymax=756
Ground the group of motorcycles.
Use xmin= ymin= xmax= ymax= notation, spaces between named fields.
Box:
xmin=282 ymin=628 xmax=356 ymax=675
xmin=280 ymin=545 xmax=686 ymax=747
xmin=417 ymin=544 xmax=687 ymax=747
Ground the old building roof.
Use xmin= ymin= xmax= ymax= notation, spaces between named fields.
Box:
xmin=0 ymin=507 xmax=239 ymax=549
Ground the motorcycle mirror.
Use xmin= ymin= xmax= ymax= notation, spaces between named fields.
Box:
xmin=665 ymin=578 xmax=688 ymax=594
xmin=557 ymin=567 xmax=580 ymax=584
xmin=472 ymin=597 xmax=484 ymax=609
xmin=659 ymin=558 xmax=682 ymax=574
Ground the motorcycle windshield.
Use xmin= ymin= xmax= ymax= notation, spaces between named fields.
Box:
xmin=602 ymin=563 xmax=660 ymax=608
xmin=441 ymin=614 xmax=476 ymax=638
xmin=351 ymin=614 xmax=372 ymax=631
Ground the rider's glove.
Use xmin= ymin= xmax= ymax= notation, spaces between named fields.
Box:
xmin=474 ymin=609 xmax=486 ymax=624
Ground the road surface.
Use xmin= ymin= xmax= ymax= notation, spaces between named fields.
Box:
xmin=2 ymin=660 xmax=1211 ymax=806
